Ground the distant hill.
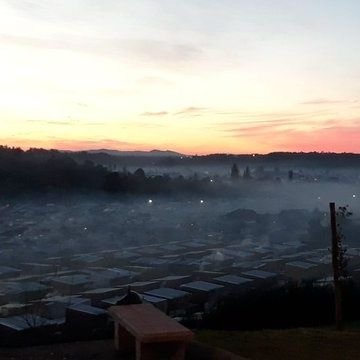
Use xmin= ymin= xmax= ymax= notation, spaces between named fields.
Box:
xmin=86 ymin=149 xmax=184 ymax=157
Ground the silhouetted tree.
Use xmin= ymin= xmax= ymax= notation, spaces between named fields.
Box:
xmin=103 ymin=172 xmax=121 ymax=192
xmin=288 ymin=169 xmax=294 ymax=181
xmin=134 ymin=168 xmax=146 ymax=179
xmin=243 ymin=165 xmax=251 ymax=179
xmin=230 ymin=163 xmax=240 ymax=180
xmin=330 ymin=203 xmax=352 ymax=331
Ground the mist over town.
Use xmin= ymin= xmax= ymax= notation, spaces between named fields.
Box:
xmin=1 ymin=1 xmax=360 ymax=359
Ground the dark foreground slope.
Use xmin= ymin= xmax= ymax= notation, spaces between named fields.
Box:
xmin=197 ymin=328 xmax=360 ymax=360
xmin=1 ymin=328 xmax=360 ymax=360
xmin=0 ymin=339 xmax=244 ymax=360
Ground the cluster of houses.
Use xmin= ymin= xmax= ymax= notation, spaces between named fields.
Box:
xmin=1 ymin=201 xmax=360 ymax=345
xmin=1 ymin=232 xmax=360 ymax=345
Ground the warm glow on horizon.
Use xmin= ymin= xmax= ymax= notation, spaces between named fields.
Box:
xmin=1 ymin=1 xmax=360 ymax=154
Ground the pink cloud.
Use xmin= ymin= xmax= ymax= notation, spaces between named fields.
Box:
xmin=224 ymin=117 xmax=360 ymax=153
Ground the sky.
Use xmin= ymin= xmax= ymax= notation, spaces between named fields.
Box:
xmin=0 ymin=0 xmax=360 ymax=155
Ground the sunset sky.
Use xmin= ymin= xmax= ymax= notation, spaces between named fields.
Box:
xmin=1 ymin=1 xmax=360 ymax=154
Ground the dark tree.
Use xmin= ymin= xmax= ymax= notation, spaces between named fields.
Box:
xmin=134 ymin=168 xmax=146 ymax=179
xmin=103 ymin=172 xmax=121 ymax=192
xmin=230 ymin=163 xmax=240 ymax=180
xmin=329 ymin=203 xmax=352 ymax=331
xmin=243 ymin=165 xmax=251 ymax=179
xmin=288 ymin=169 xmax=294 ymax=181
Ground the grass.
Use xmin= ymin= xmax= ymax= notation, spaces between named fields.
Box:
xmin=2 ymin=327 xmax=360 ymax=359
xmin=196 ymin=327 xmax=360 ymax=360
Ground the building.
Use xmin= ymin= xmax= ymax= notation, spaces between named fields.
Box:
xmin=180 ymin=281 xmax=225 ymax=310
xmin=65 ymin=304 xmax=108 ymax=338
xmin=213 ymin=274 xmax=253 ymax=293
xmin=51 ymin=274 xmax=93 ymax=295
xmin=144 ymin=288 xmax=191 ymax=316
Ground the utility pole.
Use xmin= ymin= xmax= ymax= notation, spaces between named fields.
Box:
xmin=329 ymin=202 xmax=343 ymax=331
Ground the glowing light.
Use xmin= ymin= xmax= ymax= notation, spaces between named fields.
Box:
xmin=200 ymin=200 xmax=204 ymax=204
xmin=317 ymin=196 xmax=321 ymax=200
xmin=148 ymin=199 xmax=153 ymax=204
xmin=353 ymin=194 xmax=356 ymax=198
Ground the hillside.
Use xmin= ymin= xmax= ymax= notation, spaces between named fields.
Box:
xmin=196 ymin=328 xmax=360 ymax=360
xmin=85 ymin=149 xmax=184 ymax=157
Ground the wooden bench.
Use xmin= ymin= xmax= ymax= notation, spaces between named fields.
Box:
xmin=109 ymin=304 xmax=194 ymax=360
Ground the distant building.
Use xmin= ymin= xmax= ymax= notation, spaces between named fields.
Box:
xmin=51 ymin=274 xmax=92 ymax=295
xmin=213 ymin=274 xmax=253 ymax=293
xmin=0 ymin=266 xmax=21 ymax=280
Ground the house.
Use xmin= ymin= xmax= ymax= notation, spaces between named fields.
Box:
xmin=51 ymin=274 xmax=93 ymax=295
xmin=0 ymin=266 xmax=21 ymax=280
xmin=0 ymin=303 xmax=30 ymax=317
xmin=21 ymin=263 xmax=54 ymax=274
xmin=241 ymin=269 xmax=278 ymax=280
xmin=80 ymin=288 xmax=124 ymax=307
xmin=154 ymin=275 xmax=192 ymax=288
xmin=0 ymin=282 xmax=49 ymax=303
xmin=144 ymin=288 xmax=191 ymax=316
xmin=85 ymin=268 xmax=138 ymax=287
xmin=120 ymin=281 xmax=160 ymax=293
xmin=213 ymin=274 xmax=253 ymax=293
xmin=159 ymin=244 xmax=186 ymax=253
xmin=193 ymin=270 xmax=226 ymax=281
xmin=0 ymin=315 xmax=62 ymax=346
xmin=241 ymin=269 xmax=279 ymax=287
xmin=43 ymin=295 xmax=91 ymax=319
xmin=65 ymin=304 xmax=108 ymax=338
xmin=180 ymin=281 xmax=224 ymax=310
xmin=142 ymin=294 xmax=168 ymax=313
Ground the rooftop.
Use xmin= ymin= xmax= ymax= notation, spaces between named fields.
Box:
xmin=144 ymin=287 xmax=190 ymax=300
xmin=181 ymin=281 xmax=224 ymax=292
xmin=242 ymin=270 xmax=277 ymax=279
xmin=214 ymin=275 xmax=253 ymax=285
xmin=67 ymin=304 xmax=107 ymax=316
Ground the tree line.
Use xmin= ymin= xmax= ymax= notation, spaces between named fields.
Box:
xmin=0 ymin=146 xmax=228 ymax=195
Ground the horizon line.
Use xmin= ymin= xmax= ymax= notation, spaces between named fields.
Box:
xmin=1 ymin=144 xmax=360 ymax=157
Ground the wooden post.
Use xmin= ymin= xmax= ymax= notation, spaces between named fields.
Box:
xmin=329 ymin=202 xmax=343 ymax=330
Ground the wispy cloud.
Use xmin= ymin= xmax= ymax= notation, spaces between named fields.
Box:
xmin=141 ymin=111 xmax=168 ymax=117
xmin=175 ymin=107 xmax=207 ymax=116
xmin=139 ymin=106 xmax=207 ymax=117
xmin=0 ymin=33 xmax=202 ymax=65
xmin=26 ymin=119 xmax=105 ymax=126
xmin=27 ymin=119 xmax=74 ymax=126
xmin=300 ymin=98 xmax=345 ymax=105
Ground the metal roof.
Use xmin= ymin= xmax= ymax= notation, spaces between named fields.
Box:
xmin=180 ymin=281 xmax=224 ymax=292
xmin=214 ymin=275 xmax=253 ymax=285
xmin=67 ymin=304 xmax=107 ymax=316
xmin=286 ymin=261 xmax=318 ymax=269
xmin=241 ymin=270 xmax=277 ymax=279
xmin=144 ymin=287 xmax=189 ymax=300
